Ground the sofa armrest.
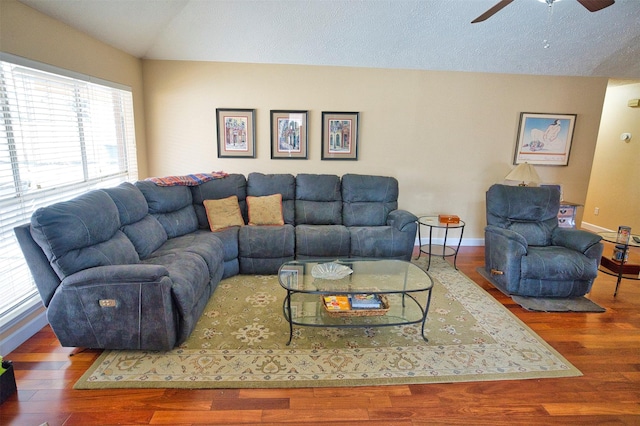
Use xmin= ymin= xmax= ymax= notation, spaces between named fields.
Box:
xmin=61 ymin=264 xmax=169 ymax=287
xmin=484 ymin=225 xmax=529 ymax=294
xmin=485 ymin=225 xmax=528 ymax=251
xmin=49 ymin=264 xmax=177 ymax=350
xmin=387 ymin=209 xmax=418 ymax=232
xmin=552 ymin=228 xmax=603 ymax=259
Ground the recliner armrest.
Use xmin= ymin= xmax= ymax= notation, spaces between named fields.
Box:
xmin=552 ymin=228 xmax=603 ymax=255
xmin=387 ymin=209 xmax=418 ymax=232
xmin=61 ymin=264 xmax=169 ymax=287
xmin=51 ymin=264 xmax=177 ymax=350
xmin=485 ymin=225 xmax=528 ymax=251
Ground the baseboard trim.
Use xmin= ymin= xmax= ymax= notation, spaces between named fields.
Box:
xmin=416 ymin=237 xmax=484 ymax=247
xmin=0 ymin=306 xmax=48 ymax=355
xmin=581 ymin=222 xmax=613 ymax=233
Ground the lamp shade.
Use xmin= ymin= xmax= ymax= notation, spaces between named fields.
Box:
xmin=504 ymin=162 xmax=541 ymax=186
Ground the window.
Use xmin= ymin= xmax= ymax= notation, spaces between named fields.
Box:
xmin=0 ymin=53 xmax=138 ymax=328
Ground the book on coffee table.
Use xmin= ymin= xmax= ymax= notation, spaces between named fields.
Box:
xmin=349 ymin=294 xmax=382 ymax=309
xmin=323 ymin=295 xmax=350 ymax=311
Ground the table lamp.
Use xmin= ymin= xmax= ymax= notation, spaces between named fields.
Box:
xmin=504 ymin=162 xmax=541 ymax=186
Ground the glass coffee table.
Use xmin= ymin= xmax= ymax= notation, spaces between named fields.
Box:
xmin=277 ymin=259 xmax=434 ymax=345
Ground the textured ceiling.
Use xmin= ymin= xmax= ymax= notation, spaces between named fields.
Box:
xmin=17 ymin=0 xmax=640 ymax=78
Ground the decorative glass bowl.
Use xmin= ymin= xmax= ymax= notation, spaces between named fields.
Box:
xmin=311 ymin=262 xmax=353 ymax=280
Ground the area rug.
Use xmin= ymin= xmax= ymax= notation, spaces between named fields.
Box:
xmin=74 ymin=257 xmax=581 ymax=389
xmin=476 ymin=267 xmax=606 ymax=312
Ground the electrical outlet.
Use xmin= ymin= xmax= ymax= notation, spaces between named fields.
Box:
xmin=594 ymin=207 xmax=599 ymax=216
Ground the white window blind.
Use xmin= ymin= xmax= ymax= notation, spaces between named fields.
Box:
xmin=0 ymin=54 xmax=138 ymax=327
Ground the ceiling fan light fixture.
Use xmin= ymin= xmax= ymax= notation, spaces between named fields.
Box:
xmin=472 ymin=0 xmax=614 ymax=23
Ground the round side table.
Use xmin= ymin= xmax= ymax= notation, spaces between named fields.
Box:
xmin=415 ymin=215 xmax=465 ymax=270
xmin=598 ymin=232 xmax=640 ymax=297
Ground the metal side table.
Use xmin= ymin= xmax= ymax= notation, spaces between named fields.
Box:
xmin=415 ymin=215 xmax=465 ymax=270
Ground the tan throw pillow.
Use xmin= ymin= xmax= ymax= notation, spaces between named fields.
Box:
xmin=203 ymin=196 xmax=244 ymax=232
xmin=247 ymin=194 xmax=285 ymax=226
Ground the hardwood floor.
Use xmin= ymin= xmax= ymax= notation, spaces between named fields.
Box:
xmin=2 ymin=246 xmax=639 ymax=425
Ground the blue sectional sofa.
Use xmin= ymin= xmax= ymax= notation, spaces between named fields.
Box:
xmin=15 ymin=173 xmax=418 ymax=351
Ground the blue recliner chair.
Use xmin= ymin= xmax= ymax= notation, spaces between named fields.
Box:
xmin=484 ymin=184 xmax=603 ymax=298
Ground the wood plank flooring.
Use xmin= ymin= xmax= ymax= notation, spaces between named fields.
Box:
xmin=2 ymin=246 xmax=639 ymax=425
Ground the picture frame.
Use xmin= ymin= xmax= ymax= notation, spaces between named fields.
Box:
xmin=216 ymin=108 xmax=256 ymax=158
xmin=270 ymin=110 xmax=308 ymax=159
xmin=321 ymin=111 xmax=359 ymax=160
xmin=279 ymin=264 xmax=304 ymax=290
xmin=514 ymin=112 xmax=576 ymax=166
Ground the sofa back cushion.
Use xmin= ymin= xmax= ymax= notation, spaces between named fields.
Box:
xmin=101 ymin=182 xmax=148 ymax=225
xmin=30 ymin=190 xmax=140 ymax=279
xmin=102 ymin=182 xmax=168 ymax=258
xmin=486 ymin=184 xmax=560 ymax=246
xmin=135 ymin=181 xmax=198 ymax=238
xmin=342 ymin=174 xmax=399 ymax=226
xmin=191 ymin=174 xmax=248 ymax=228
xmin=247 ymin=173 xmax=295 ymax=225
xmin=295 ymin=174 xmax=342 ymax=225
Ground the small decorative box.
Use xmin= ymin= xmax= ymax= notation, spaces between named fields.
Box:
xmin=438 ymin=214 xmax=460 ymax=224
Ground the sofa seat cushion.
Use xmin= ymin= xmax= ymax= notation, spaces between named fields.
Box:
xmin=239 ymin=224 xmax=295 ymax=258
xmin=206 ymin=227 xmax=239 ymax=262
xmin=349 ymin=226 xmax=412 ymax=259
xmin=522 ymin=246 xmax=598 ymax=281
xmin=239 ymin=224 xmax=295 ymax=274
xmin=207 ymin=227 xmax=240 ymax=279
xmin=296 ymin=225 xmax=350 ymax=258
xmin=142 ymin=251 xmax=210 ymax=318
xmin=30 ymin=190 xmax=140 ymax=278
xmin=148 ymin=230 xmax=224 ymax=278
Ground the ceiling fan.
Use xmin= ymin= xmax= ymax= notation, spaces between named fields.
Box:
xmin=471 ymin=0 xmax=615 ymax=23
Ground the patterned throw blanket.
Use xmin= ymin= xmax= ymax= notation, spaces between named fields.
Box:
xmin=146 ymin=171 xmax=228 ymax=186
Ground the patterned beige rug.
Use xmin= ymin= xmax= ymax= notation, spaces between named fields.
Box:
xmin=74 ymin=257 xmax=580 ymax=389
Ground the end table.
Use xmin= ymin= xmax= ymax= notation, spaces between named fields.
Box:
xmin=415 ymin=215 xmax=465 ymax=270
xmin=598 ymin=232 xmax=640 ymax=296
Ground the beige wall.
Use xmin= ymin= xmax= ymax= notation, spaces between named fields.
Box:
xmin=143 ymin=60 xmax=609 ymax=240
xmin=0 ymin=0 xmax=148 ymax=177
xmin=583 ymin=82 xmax=640 ymax=233
xmin=0 ymin=0 xmax=613 ymax=241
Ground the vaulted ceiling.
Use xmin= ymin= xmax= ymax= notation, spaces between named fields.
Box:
xmin=18 ymin=0 xmax=640 ymax=79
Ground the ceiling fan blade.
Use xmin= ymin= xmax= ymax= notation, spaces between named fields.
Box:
xmin=576 ymin=0 xmax=615 ymax=12
xmin=471 ymin=0 xmax=515 ymax=23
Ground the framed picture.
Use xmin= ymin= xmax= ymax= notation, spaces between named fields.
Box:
xmin=270 ymin=110 xmax=308 ymax=159
xmin=279 ymin=264 xmax=304 ymax=290
xmin=514 ymin=112 xmax=576 ymax=166
xmin=216 ymin=108 xmax=256 ymax=158
xmin=321 ymin=111 xmax=359 ymax=160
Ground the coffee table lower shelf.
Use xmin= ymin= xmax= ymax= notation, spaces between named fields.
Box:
xmin=282 ymin=290 xmax=432 ymax=345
